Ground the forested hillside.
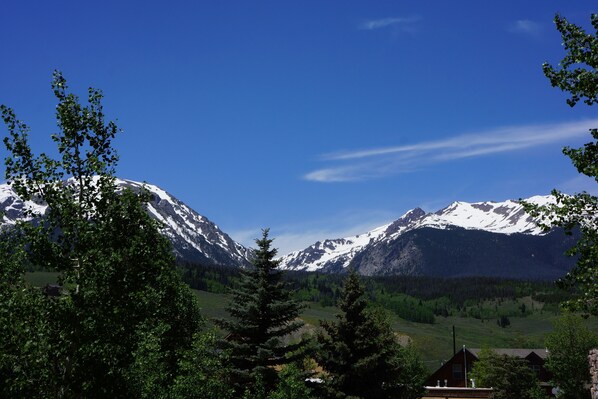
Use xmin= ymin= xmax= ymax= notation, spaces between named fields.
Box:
xmin=179 ymin=262 xmax=575 ymax=325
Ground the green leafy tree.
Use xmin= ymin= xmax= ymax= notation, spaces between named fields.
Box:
xmin=268 ymin=363 xmax=315 ymax=399
xmin=469 ymin=348 xmax=547 ymax=399
xmin=0 ymin=72 xmax=204 ymax=397
xmin=217 ymin=229 xmax=305 ymax=397
xmin=0 ymin=233 xmax=53 ymax=398
xmin=543 ymin=14 xmax=598 ymax=107
xmin=170 ymin=331 xmax=235 ymax=399
xmin=315 ymin=271 xmax=425 ymax=399
xmin=545 ymin=313 xmax=598 ymax=399
xmin=524 ymin=14 xmax=598 ymax=315
xmin=469 ymin=348 xmax=497 ymax=388
xmin=394 ymin=343 xmax=428 ymax=399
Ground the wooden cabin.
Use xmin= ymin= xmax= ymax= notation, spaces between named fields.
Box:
xmin=425 ymin=347 xmax=551 ymax=389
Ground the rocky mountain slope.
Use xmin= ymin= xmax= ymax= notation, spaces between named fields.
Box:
xmin=279 ymin=196 xmax=577 ymax=280
xmin=0 ymin=178 xmax=252 ymax=268
xmin=1 ymin=180 xmax=578 ymax=279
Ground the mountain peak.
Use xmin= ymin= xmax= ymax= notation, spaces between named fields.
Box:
xmin=279 ymin=195 xmax=563 ymax=275
xmin=384 ymin=207 xmax=426 ymax=236
xmin=0 ymin=178 xmax=252 ymax=268
xmin=2 ymin=181 xmax=569 ymax=279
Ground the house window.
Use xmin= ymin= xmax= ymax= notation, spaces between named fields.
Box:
xmin=452 ymin=363 xmax=463 ymax=380
xmin=530 ymin=364 xmax=541 ymax=375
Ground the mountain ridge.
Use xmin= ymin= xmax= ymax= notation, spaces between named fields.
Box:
xmin=278 ymin=195 xmax=575 ymax=279
xmin=0 ymin=178 xmax=252 ymax=268
xmin=1 ymin=179 xmax=576 ymax=279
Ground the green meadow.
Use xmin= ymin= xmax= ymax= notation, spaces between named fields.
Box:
xmin=24 ymin=271 xmax=597 ymax=373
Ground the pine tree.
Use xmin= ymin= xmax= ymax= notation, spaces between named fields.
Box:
xmin=217 ymin=229 xmax=305 ymax=396
xmin=316 ymin=271 xmax=424 ymax=399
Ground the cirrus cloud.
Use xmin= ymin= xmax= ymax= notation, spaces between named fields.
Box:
xmin=359 ymin=16 xmax=420 ymax=31
xmin=304 ymin=119 xmax=598 ymax=183
xmin=508 ymin=19 xmax=542 ymax=36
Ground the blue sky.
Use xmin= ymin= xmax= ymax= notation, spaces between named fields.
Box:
xmin=1 ymin=1 xmax=596 ymax=255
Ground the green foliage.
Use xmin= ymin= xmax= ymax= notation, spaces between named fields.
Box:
xmin=184 ymin=265 xmax=573 ymax=323
xmin=497 ymin=315 xmax=511 ymax=328
xmin=0 ymin=234 xmax=53 ymax=398
xmin=170 ymin=331 xmax=234 ymax=399
xmin=217 ymin=229 xmax=306 ymax=396
xmin=182 ymin=261 xmax=581 ymax=332
xmin=125 ymin=322 xmax=170 ymax=398
xmin=239 ymin=361 xmax=314 ymax=399
xmin=268 ymin=364 xmax=315 ymax=399
xmin=0 ymin=72 xmax=204 ymax=397
xmin=180 ymin=261 xmax=240 ymax=293
xmin=526 ymin=191 xmax=598 ymax=316
xmin=470 ymin=348 xmax=545 ymax=399
xmin=394 ymin=344 xmax=428 ymax=399
xmin=543 ymin=14 xmax=598 ymax=107
xmin=316 ymin=271 xmax=426 ymax=399
xmin=375 ymin=292 xmax=435 ymax=324
xmin=545 ymin=313 xmax=598 ymax=399
xmin=525 ymin=13 xmax=598 ymax=315
xmin=468 ymin=348 xmax=496 ymax=388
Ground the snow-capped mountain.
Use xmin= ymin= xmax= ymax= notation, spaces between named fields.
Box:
xmin=1 ymin=181 xmax=577 ymax=279
xmin=0 ymin=178 xmax=252 ymax=268
xmin=280 ymin=196 xmax=576 ymax=280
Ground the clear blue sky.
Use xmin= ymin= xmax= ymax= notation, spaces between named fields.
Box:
xmin=1 ymin=1 xmax=596 ymax=255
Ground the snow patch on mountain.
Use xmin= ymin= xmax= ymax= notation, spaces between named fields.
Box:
xmin=0 ymin=178 xmax=252 ymax=267
xmin=279 ymin=195 xmax=558 ymax=272
xmin=117 ymin=179 xmax=252 ymax=266
xmin=422 ymin=197 xmax=553 ymax=235
xmin=0 ymin=184 xmax=47 ymax=224
xmin=282 ymin=223 xmax=392 ymax=272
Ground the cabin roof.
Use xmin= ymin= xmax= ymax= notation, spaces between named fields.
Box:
xmin=469 ymin=348 xmax=548 ymax=360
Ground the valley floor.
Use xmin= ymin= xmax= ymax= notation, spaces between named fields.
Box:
xmin=190 ymin=289 xmax=598 ymax=372
xmin=24 ymin=272 xmax=598 ymax=373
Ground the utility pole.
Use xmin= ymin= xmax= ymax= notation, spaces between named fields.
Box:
xmin=452 ymin=325 xmax=456 ymax=355
xmin=463 ymin=345 xmax=467 ymax=388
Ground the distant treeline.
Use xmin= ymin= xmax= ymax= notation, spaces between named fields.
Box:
xmin=178 ymin=262 xmax=575 ymax=324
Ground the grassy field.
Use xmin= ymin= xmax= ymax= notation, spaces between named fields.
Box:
xmin=191 ymin=289 xmax=598 ymax=372
xmin=24 ymin=271 xmax=60 ymax=286
xmin=24 ymin=271 xmax=598 ymax=372
xmin=391 ymin=311 xmax=557 ymax=370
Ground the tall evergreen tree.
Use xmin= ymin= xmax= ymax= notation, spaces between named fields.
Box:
xmin=217 ymin=229 xmax=305 ymax=396
xmin=315 ymin=271 xmax=425 ymax=399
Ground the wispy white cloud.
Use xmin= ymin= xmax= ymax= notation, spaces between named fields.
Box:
xmin=229 ymin=210 xmax=397 ymax=256
xmin=359 ymin=16 xmax=420 ymax=31
xmin=227 ymin=228 xmax=263 ymax=249
xmin=556 ymin=174 xmax=598 ymax=196
xmin=304 ymin=119 xmax=598 ymax=183
xmin=508 ymin=19 xmax=541 ymax=36
xmin=274 ymin=215 xmax=396 ymax=256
